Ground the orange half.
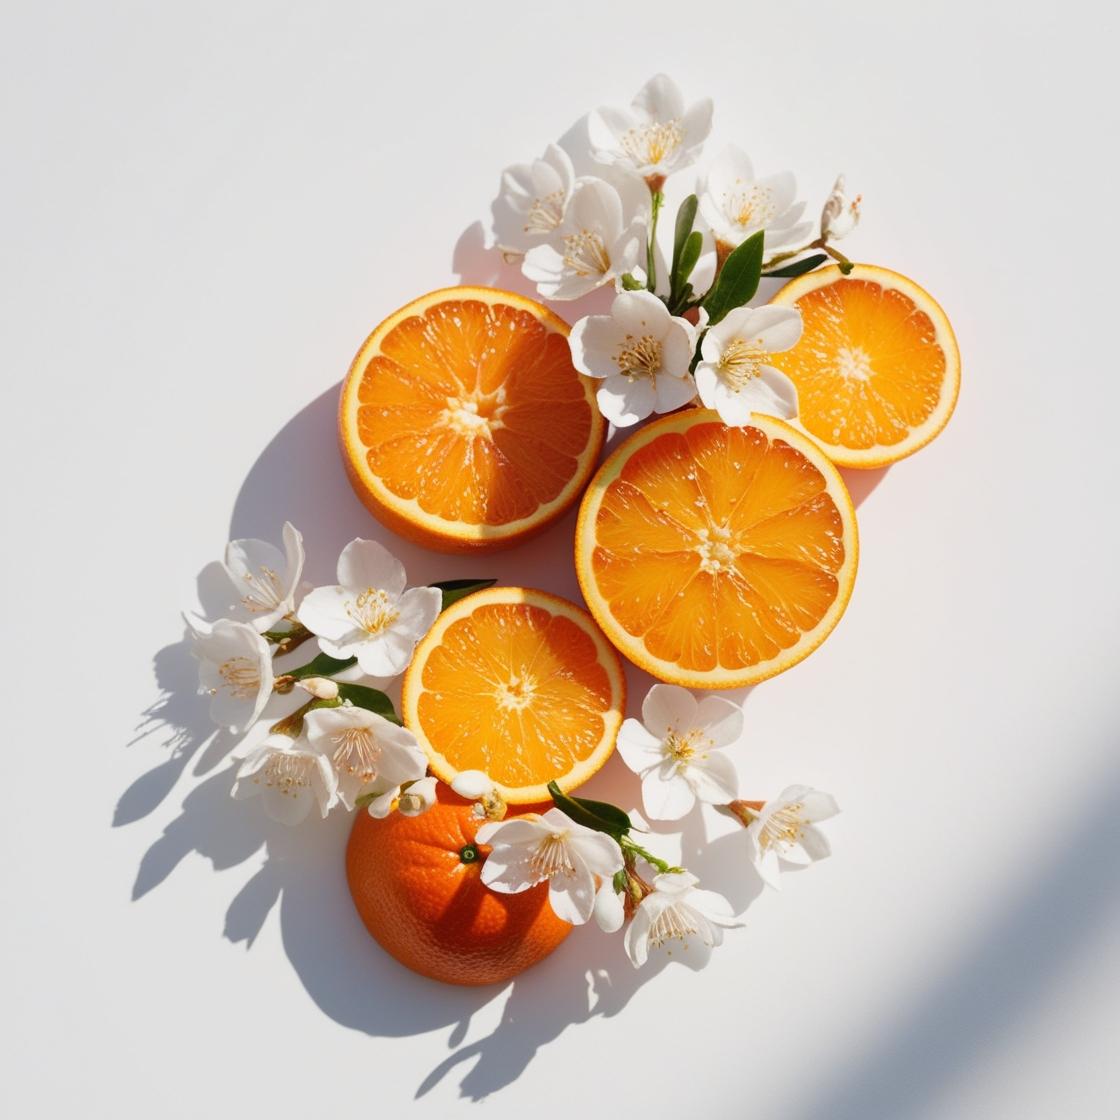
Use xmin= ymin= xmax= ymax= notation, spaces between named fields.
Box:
xmin=340 ymin=287 xmax=606 ymax=552
xmin=576 ymin=411 xmax=858 ymax=688
xmin=401 ymin=587 xmax=625 ymax=804
xmin=767 ymin=264 xmax=960 ymax=468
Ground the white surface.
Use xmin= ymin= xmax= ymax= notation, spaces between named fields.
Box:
xmin=2 ymin=2 xmax=1118 ymax=1117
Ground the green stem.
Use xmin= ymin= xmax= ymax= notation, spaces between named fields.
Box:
xmin=645 ymin=190 xmax=663 ymax=293
xmin=620 ymin=834 xmax=682 ymax=875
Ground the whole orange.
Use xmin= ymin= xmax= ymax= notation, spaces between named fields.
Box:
xmin=346 ymin=785 xmax=571 ymax=985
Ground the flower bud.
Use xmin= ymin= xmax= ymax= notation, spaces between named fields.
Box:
xmin=397 ymin=776 xmax=438 ymax=817
xmin=297 ymin=676 xmax=339 ymax=700
xmin=451 ymin=769 xmax=493 ymax=799
xmin=593 ymin=883 xmax=626 ymax=933
xmin=820 ymin=175 xmax=861 ymax=241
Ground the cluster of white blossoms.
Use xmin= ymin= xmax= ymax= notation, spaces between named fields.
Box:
xmin=463 ymin=682 xmax=838 ymax=969
xmin=186 ymin=526 xmax=453 ymax=825
xmin=182 ymin=527 xmax=838 ymax=970
xmin=489 ymin=74 xmax=861 ymax=430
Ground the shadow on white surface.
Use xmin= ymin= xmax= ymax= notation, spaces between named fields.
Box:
xmin=791 ymin=757 xmax=1120 ymax=1120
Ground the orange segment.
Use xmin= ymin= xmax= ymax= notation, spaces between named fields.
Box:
xmin=340 ymin=287 xmax=606 ymax=552
xmin=575 ymin=411 xmax=858 ymax=688
xmin=766 ymin=264 xmax=960 ymax=468
xmin=401 ymin=587 xmax=625 ymax=803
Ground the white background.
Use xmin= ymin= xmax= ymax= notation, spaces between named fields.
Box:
xmin=3 ymin=2 xmax=1118 ymax=1117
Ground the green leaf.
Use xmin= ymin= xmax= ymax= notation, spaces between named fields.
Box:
xmin=287 ymin=652 xmax=357 ymax=680
xmin=430 ymin=578 xmax=496 ymax=611
xmin=763 ymin=253 xmax=828 ymax=279
xmin=547 ymin=780 xmax=631 ymax=838
xmin=619 ymin=272 xmax=644 ymax=291
xmin=677 ymin=231 xmax=702 ymax=286
xmin=335 ymin=682 xmax=399 ymax=724
xmin=702 ymin=230 xmax=765 ymax=325
xmin=670 ymin=194 xmax=698 ymax=283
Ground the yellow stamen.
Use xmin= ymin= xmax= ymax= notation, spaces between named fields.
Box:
xmin=346 ymin=588 xmax=400 ymax=636
xmin=616 ymin=334 xmax=663 ymax=381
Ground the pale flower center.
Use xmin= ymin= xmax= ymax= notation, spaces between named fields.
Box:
xmin=239 ymin=565 xmax=285 ymax=613
xmin=717 ymin=338 xmax=770 ymax=391
xmin=836 ymin=345 xmax=873 ymax=382
xmin=664 ymin=727 xmax=712 ymax=763
xmin=529 ymin=832 xmax=576 ymax=879
xmin=621 ymin=119 xmax=684 ymax=167
xmin=722 ymin=184 xmax=776 ymax=230
xmin=495 ymin=673 xmax=536 ymax=711
xmin=524 ymin=189 xmax=565 ymax=234
xmin=615 ymin=334 xmax=663 ymax=381
xmin=217 ymin=657 xmax=262 ymax=698
xmin=758 ymin=802 xmax=806 ymax=852
xmin=254 ymin=752 xmax=315 ymax=796
xmin=562 ymin=229 xmax=611 ymax=277
xmin=331 ymin=726 xmax=381 ymax=782
xmin=649 ymin=901 xmax=700 ymax=949
xmin=346 ymin=588 xmax=400 ymax=636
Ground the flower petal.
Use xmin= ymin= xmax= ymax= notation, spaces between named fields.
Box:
xmin=596 ymin=375 xmax=656 ymax=427
xmin=296 ymin=585 xmax=355 ymax=642
xmin=336 ymin=538 xmax=407 ymax=598
xmin=593 ymin=884 xmax=625 ymax=933
xmin=615 ymin=718 xmax=665 ymax=774
xmin=653 ymin=371 xmax=698 ymax=414
xmin=641 ymin=683 xmax=699 ymax=738
xmin=642 ymin=768 xmax=696 ymax=821
xmin=394 ymin=585 xmax=442 ymax=641
xmin=694 ymin=696 xmax=744 ymax=747
xmin=632 ymin=73 xmax=685 ymax=122
xmin=747 ymin=306 xmax=803 ymax=352
xmin=548 ymin=862 xmax=596 ymax=924
xmin=570 ymin=830 xmax=624 ymax=877
xmin=684 ymin=750 xmax=739 ymax=805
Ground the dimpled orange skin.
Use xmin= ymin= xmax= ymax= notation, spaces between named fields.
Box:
xmin=346 ymin=785 xmax=571 ymax=986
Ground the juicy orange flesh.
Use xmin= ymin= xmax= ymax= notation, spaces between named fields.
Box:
xmin=415 ymin=602 xmax=613 ymax=787
xmin=591 ymin=422 xmax=845 ymax=672
xmin=356 ymin=299 xmax=594 ymax=525
xmin=768 ymin=279 xmax=947 ymax=450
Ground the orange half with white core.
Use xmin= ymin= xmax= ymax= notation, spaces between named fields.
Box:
xmin=575 ymin=410 xmax=858 ymax=689
xmin=766 ymin=264 xmax=961 ymax=468
xmin=339 ymin=287 xmax=606 ymax=552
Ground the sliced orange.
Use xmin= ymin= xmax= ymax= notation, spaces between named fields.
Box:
xmin=766 ymin=264 xmax=960 ymax=468
xmin=401 ymin=586 xmax=625 ymax=804
xmin=575 ymin=411 xmax=857 ymax=689
xmin=339 ymin=287 xmax=606 ymax=552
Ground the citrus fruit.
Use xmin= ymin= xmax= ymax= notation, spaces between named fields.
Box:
xmin=346 ymin=785 xmax=570 ymax=985
xmin=575 ymin=410 xmax=858 ymax=689
xmin=401 ymin=586 xmax=625 ymax=804
xmin=766 ymin=264 xmax=960 ymax=468
xmin=339 ymin=286 xmax=606 ymax=552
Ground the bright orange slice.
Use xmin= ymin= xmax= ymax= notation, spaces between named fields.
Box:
xmin=339 ymin=287 xmax=606 ymax=552
xmin=766 ymin=264 xmax=960 ymax=468
xmin=575 ymin=411 xmax=857 ymax=688
xmin=401 ymin=586 xmax=625 ymax=804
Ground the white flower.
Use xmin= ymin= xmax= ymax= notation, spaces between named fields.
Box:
xmin=232 ymin=733 xmax=338 ymax=825
xmin=569 ymin=290 xmax=697 ymax=427
xmin=616 ymin=684 xmax=742 ymax=820
xmin=694 ymin=305 xmax=802 ymax=426
xmin=593 ymin=882 xmax=625 ymax=933
xmin=187 ymin=617 xmax=274 ymax=733
xmin=747 ymin=784 xmax=840 ymax=889
xmin=522 ymin=177 xmax=645 ymax=301
xmin=296 ymin=539 xmax=442 ymax=678
xmin=477 ymin=808 xmax=624 ymax=925
xmin=589 ymin=74 xmax=712 ymax=184
xmin=698 ymin=146 xmax=813 ymax=255
xmin=398 ymin=776 xmax=438 ymax=817
xmin=624 ymin=871 xmax=741 ymax=968
xmin=222 ymin=521 xmax=305 ymax=632
xmin=820 ymin=174 xmax=861 ymax=241
xmin=303 ymin=705 xmax=428 ymax=811
xmin=490 ymin=143 xmax=576 ymax=257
